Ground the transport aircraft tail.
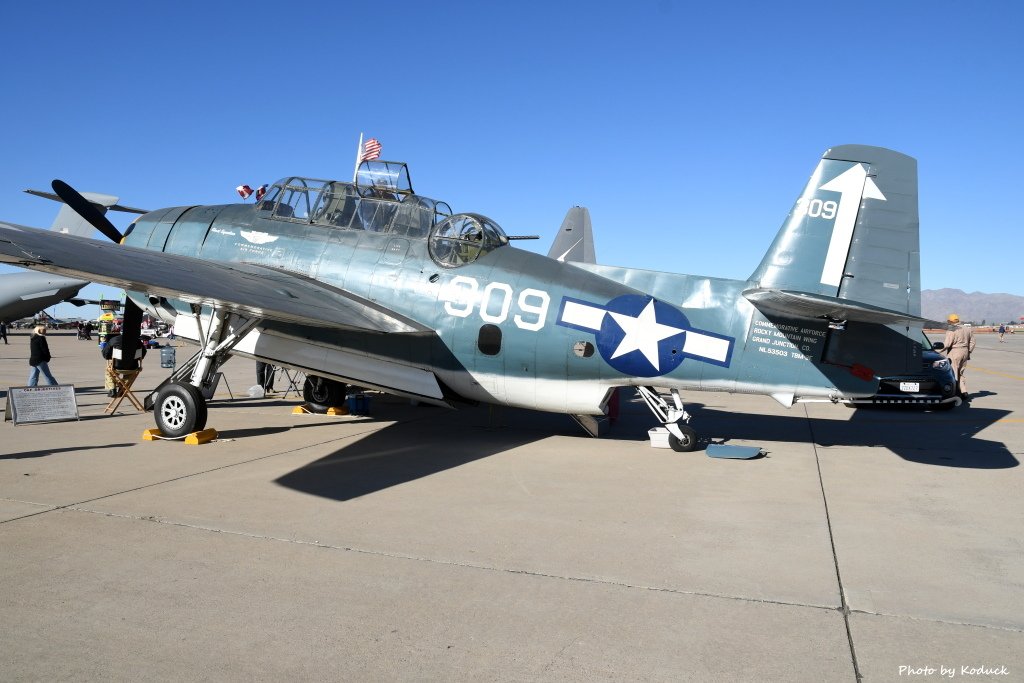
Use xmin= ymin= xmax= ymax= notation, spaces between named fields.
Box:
xmin=745 ymin=145 xmax=934 ymax=327
xmin=547 ymin=206 xmax=596 ymax=264
xmin=23 ymin=188 xmax=146 ymax=238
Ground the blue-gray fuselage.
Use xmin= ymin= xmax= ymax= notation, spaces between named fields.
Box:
xmin=120 ymin=182 xmax=900 ymax=416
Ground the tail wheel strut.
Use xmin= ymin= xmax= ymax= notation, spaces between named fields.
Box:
xmin=636 ymin=386 xmax=699 ymax=452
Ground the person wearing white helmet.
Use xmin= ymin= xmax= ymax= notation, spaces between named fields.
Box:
xmin=942 ymin=314 xmax=976 ymax=402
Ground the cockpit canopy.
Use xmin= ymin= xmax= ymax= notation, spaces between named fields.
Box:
xmin=255 ymin=163 xmax=510 ymax=266
xmin=355 ymin=160 xmax=412 ymax=196
xmin=258 ymin=175 xmax=453 ymax=238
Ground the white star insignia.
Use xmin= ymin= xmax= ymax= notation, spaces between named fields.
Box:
xmin=607 ymin=300 xmax=685 ymax=371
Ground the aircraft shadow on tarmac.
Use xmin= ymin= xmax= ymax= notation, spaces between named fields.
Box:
xmin=275 ymin=395 xmax=1017 ymax=501
xmin=274 ymin=404 xmax=615 ymax=502
xmin=685 ymin=401 xmax=1017 ymax=470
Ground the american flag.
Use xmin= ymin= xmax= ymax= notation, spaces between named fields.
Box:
xmin=360 ymin=138 xmax=382 ymax=162
xmin=236 ymin=184 xmax=254 ymax=199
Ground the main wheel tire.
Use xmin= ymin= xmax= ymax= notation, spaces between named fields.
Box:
xmin=303 ymin=376 xmax=347 ymax=413
xmin=668 ymin=425 xmax=698 ymax=452
xmin=154 ymin=382 xmax=208 ymax=438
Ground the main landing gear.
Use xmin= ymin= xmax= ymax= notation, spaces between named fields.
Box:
xmin=154 ymin=382 xmax=208 ymax=438
xmin=636 ymin=386 xmax=698 ymax=452
xmin=302 ymin=375 xmax=347 ymax=413
xmin=147 ymin=306 xmax=259 ymax=438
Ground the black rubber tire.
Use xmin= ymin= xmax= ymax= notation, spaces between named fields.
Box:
xmin=154 ymin=382 xmax=208 ymax=438
xmin=668 ymin=425 xmax=698 ymax=452
xmin=303 ymin=376 xmax=347 ymax=413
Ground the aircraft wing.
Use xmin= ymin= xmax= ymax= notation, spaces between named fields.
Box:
xmin=0 ymin=222 xmax=431 ymax=334
xmin=743 ymin=288 xmax=944 ymax=328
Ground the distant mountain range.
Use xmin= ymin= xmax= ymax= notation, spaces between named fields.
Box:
xmin=922 ymin=289 xmax=1024 ymax=325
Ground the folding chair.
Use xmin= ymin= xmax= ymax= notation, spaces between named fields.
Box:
xmin=277 ymin=367 xmax=305 ymax=399
xmin=104 ymin=362 xmax=145 ymax=413
xmin=104 ymin=349 xmax=146 ymax=414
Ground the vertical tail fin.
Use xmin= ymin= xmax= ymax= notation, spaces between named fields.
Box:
xmin=749 ymin=145 xmax=920 ymax=316
xmin=547 ymin=206 xmax=596 ymax=264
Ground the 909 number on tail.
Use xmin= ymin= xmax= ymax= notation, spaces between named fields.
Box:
xmin=441 ymin=275 xmax=550 ymax=331
xmin=794 ymin=197 xmax=838 ymax=220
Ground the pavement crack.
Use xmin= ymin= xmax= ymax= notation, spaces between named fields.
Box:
xmin=805 ymin=403 xmax=863 ymax=683
xmin=66 ymin=504 xmax=842 ymax=614
xmin=845 ymin=608 xmax=1024 ymax=634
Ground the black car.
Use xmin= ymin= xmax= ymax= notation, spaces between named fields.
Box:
xmin=846 ymin=333 xmax=959 ymax=409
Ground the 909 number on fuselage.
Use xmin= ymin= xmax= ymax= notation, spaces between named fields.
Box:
xmin=441 ymin=275 xmax=550 ymax=331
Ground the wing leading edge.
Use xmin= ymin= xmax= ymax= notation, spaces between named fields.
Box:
xmin=0 ymin=222 xmax=430 ymax=334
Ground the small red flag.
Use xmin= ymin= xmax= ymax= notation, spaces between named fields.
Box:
xmin=236 ymin=184 xmax=254 ymax=199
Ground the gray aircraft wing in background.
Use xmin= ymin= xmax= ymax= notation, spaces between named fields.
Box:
xmin=0 ymin=190 xmax=147 ymax=321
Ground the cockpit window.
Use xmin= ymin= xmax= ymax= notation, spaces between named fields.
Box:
xmin=358 ymin=193 xmax=400 ymax=233
xmin=311 ymin=182 xmax=362 ymax=229
xmin=257 ymin=183 xmax=283 ymax=211
xmin=391 ymin=196 xmax=452 ymax=238
xmin=257 ymin=178 xmax=326 ymax=221
xmin=428 ymin=214 xmax=508 ymax=268
xmin=257 ymin=176 xmax=456 ymax=239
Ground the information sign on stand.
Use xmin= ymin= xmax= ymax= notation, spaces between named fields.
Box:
xmin=4 ymin=385 xmax=80 ymax=425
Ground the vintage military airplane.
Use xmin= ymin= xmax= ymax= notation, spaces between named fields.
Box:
xmin=0 ymin=145 xmax=935 ymax=450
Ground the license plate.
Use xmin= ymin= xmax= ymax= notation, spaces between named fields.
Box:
xmin=899 ymin=382 xmax=920 ymax=392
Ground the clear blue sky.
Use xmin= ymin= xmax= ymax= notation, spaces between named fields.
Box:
xmin=1 ymin=1 xmax=1021 ymax=320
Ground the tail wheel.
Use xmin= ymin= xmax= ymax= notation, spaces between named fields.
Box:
xmin=668 ymin=424 xmax=698 ymax=452
xmin=303 ymin=376 xmax=347 ymax=413
xmin=154 ymin=382 xmax=208 ymax=438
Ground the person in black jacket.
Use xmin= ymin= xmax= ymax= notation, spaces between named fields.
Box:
xmin=102 ymin=330 xmax=146 ymax=397
xmin=28 ymin=325 xmax=58 ymax=386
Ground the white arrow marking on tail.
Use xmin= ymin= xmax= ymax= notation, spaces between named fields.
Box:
xmin=817 ymin=164 xmax=886 ymax=287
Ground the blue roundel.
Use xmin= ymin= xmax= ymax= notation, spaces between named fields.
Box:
xmin=595 ymin=295 xmax=689 ymax=377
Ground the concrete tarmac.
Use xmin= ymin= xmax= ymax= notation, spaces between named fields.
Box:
xmin=1 ymin=331 xmax=1021 ymax=681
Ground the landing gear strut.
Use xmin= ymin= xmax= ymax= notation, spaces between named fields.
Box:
xmin=636 ymin=386 xmax=698 ymax=452
xmin=147 ymin=306 xmax=259 ymax=437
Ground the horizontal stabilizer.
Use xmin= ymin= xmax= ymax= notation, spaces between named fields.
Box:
xmin=23 ymin=189 xmax=148 ymax=214
xmin=743 ymin=288 xmax=942 ymax=327
xmin=24 ymin=188 xmax=147 ymax=240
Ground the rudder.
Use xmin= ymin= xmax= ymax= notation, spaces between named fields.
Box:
xmin=749 ymin=145 xmax=920 ymax=317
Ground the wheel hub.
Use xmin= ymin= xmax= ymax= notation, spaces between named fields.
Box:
xmin=161 ymin=396 xmax=187 ymax=429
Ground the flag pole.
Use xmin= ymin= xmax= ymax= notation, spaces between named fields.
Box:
xmin=352 ymin=132 xmax=364 ymax=183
